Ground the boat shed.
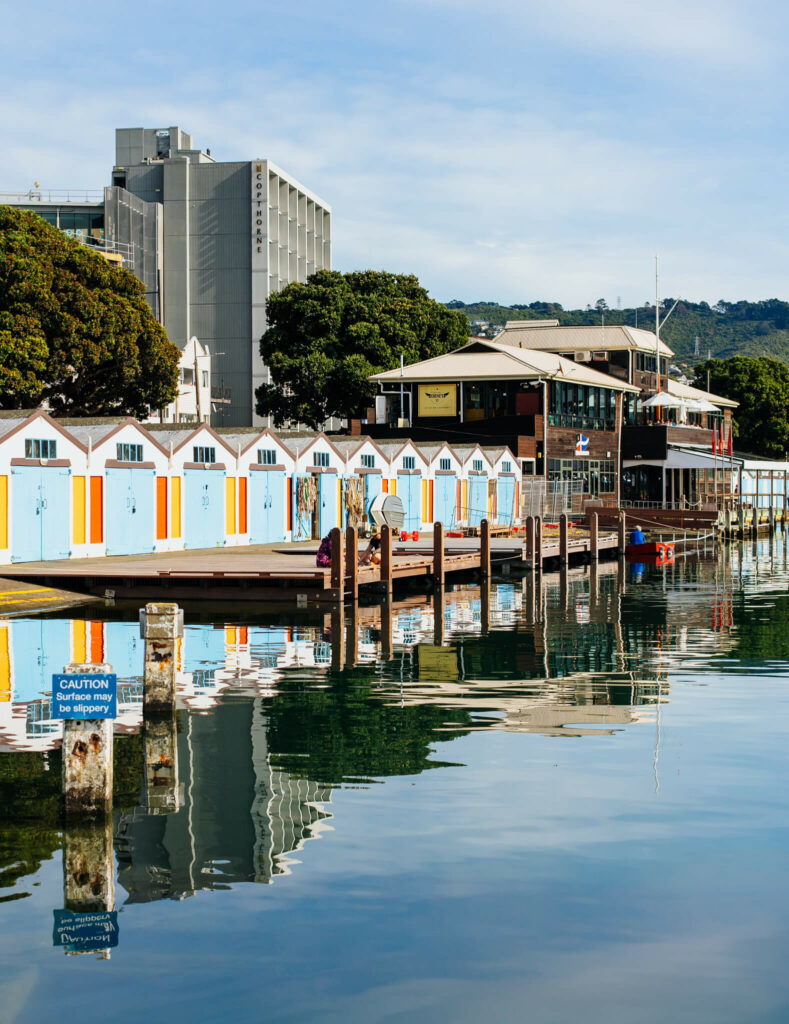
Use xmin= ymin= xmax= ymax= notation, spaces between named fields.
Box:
xmin=376 ymin=440 xmax=429 ymax=533
xmin=482 ymin=446 xmax=520 ymax=526
xmin=0 ymin=411 xmax=88 ymax=565
xmin=159 ymin=425 xmax=236 ymax=549
xmin=417 ymin=443 xmax=463 ymax=531
xmin=329 ymin=437 xmax=389 ymax=533
xmin=64 ymin=418 xmax=170 ymax=556
xmin=221 ymin=429 xmax=295 ymax=545
xmin=454 ymin=445 xmax=494 ymax=527
xmin=283 ymin=433 xmax=345 ymax=541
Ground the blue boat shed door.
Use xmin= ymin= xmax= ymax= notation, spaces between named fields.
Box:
xmin=397 ymin=473 xmax=422 ymax=532
xmin=467 ymin=474 xmax=488 ymax=527
xmin=497 ymin=475 xmax=516 ymax=526
xmin=106 ymin=467 xmax=156 ymax=556
xmin=434 ymin=474 xmax=457 ymax=529
xmin=249 ymin=470 xmax=287 ymax=544
xmin=184 ymin=468 xmax=226 ymax=549
xmin=11 ymin=465 xmax=71 ymax=562
xmin=318 ymin=472 xmax=339 ymax=537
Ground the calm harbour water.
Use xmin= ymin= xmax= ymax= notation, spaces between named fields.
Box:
xmin=2 ymin=538 xmax=789 ymax=1023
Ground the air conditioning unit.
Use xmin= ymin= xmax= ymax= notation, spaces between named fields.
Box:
xmin=575 ymin=351 xmax=592 ymax=362
xmin=592 ymin=351 xmax=608 ymax=360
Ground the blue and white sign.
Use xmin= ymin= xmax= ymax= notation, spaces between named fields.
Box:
xmin=52 ymin=673 xmax=117 ymax=719
xmin=575 ymin=433 xmax=590 ymax=456
xmin=53 ymin=909 xmax=119 ymax=950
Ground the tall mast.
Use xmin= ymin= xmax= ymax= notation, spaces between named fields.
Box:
xmin=655 ymin=255 xmax=660 ymax=392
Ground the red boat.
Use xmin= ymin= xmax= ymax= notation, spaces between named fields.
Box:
xmin=626 ymin=541 xmax=675 ymax=563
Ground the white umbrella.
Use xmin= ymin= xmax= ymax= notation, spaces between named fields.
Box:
xmin=642 ymin=392 xmax=687 ymax=409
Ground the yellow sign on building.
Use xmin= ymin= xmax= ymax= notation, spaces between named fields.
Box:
xmin=418 ymin=384 xmax=457 ymax=417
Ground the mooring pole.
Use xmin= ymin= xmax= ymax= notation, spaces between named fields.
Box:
xmin=618 ymin=510 xmax=627 ymax=555
xmin=525 ymin=515 xmax=535 ymax=569
xmin=480 ymin=517 xmax=491 ymax=578
xmin=381 ymin=524 xmax=393 ymax=599
xmin=589 ymin=511 xmax=599 ymax=562
xmin=60 ymin=662 xmax=115 ymax=820
xmin=140 ymin=603 xmax=183 ymax=713
xmin=345 ymin=525 xmax=358 ymax=601
xmin=433 ymin=521 xmax=445 ymax=588
xmin=144 ymin=713 xmax=180 ymax=814
xmin=534 ymin=515 xmax=543 ymax=573
xmin=559 ymin=513 xmax=569 ymax=566
xmin=330 ymin=526 xmax=344 ymax=603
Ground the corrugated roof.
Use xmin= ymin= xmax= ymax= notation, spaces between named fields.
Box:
xmin=666 ymin=378 xmax=739 ymax=409
xmin=371 ymin=340 xmax=639 ymax=392
xmin=496 ymin=323 xmax=674 ymax=358
xmin=65 ymin=423 xmax=124 ymax=446
xmin=0 ymin=417 xmax=30 ymax=440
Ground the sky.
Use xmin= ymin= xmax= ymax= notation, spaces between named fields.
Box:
xmin=2 ymin=0 xmax=788 ymax=309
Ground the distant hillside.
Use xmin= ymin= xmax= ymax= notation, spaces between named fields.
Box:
xmin=447 ymin=299 xmax=789 ymax=366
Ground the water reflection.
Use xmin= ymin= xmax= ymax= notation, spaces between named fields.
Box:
xmin=1 ymin=537 xmax=789 ymax=917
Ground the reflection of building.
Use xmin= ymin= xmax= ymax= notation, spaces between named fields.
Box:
xmin=114 ymin=700 xmax=331 ymax=901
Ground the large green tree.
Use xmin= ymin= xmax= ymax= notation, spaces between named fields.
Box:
xmin=256 ymin=269 xmax=469 ymax=428
xmin=0 ymin=206 xmax=180 ymax=415
xmin=694 ymin=355 xmax=789 ymax=458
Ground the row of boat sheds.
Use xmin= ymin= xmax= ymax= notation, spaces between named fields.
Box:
xmin=0 ymin=410 xmax=521 ymax=565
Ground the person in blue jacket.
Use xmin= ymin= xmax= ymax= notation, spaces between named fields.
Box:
xmin=629 ymin=524 xmax=646 ymax=545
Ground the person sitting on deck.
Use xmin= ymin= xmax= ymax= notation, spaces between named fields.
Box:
xmin=315 ymin=534 xmax=332 ymax=567
xmin=629 ymin=525 xmax=646 ymax=546
xmin=358 ymin=530 xmax=382 ymax=566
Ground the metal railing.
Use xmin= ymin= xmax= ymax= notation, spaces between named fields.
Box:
xmin=0 ymin=188 xmax=104 ymax=204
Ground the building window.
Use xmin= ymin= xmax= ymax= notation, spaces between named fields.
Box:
xmin=402 ymin=456 xmax=416 ymax=470
xmin=193 ymin=446 xmax=216 ymax=464
xmin=547 ymin=381 xmax=617 ymax=431
xmin=201 ymin=371 xmax=209 ymax=387
xmin=182 ymin=367 xmax=194 ymax=385
xmin=314 ymin=451 xmax=330 ymax=467
xmin=472 ymin=459 xmax=483 ymax=472
xmin=25 ymin=438 xmax=57 ymax=460
xmin=502 ymin=460 xmax=512 ymax=472
xmin=257 ymin=448 xmax=277 ymax=465
xmin=116 ymin=443 xmax=143 ymax=462
xmin=547 ymin=458 xmax=616 ymax=495
xmin=361 ymin=454 xmax=375 ymax=468
xmin=439 ymin=458 xmax=451 ymax=471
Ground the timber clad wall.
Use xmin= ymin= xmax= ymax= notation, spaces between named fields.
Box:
xmin=548 ymin=426 xmax=618 ymax=460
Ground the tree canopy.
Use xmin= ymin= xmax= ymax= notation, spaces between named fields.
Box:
xmin=693 ymin=356 xmax=789 ymax=458
xmin=256 ymin=269 xmax=470 ymax=428
xmin=0 ymin=206 xmax=180 ymax=416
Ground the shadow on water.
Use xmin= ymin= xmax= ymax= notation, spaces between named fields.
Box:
xmin=1 ymin=536 xmax=789 ymax=915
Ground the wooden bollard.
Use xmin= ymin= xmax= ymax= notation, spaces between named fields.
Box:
xmin=559 ymin=513 xmax=568 ymax=565
xmin=61 ymin=662 xmax=115 ymax=820
xmin=345 ymin=525 xmax=358 ymax=601
xmin=525 ymin=515 xmax=535 ymax=567
xmin=141 ymin=603 xmax=183 ymax=712
xmin=534 ymin=515 xmax=543 ymax=572
xmin=589 ymin=512 xmax=599 ymax=561
xmin=381 ymin=524 xmax=393 ymax=599
xmin=480 ymin=518 xmax=491 ymax=577
xmin=618 ymin=510 xmax=627 ymax=554
xmin=330 ymin=526 xmax=344 ymax=603
xmin=144 ymin=713 xmax=180 ymax=814
xmin=433 ymin=521 xmax=445 ymax=587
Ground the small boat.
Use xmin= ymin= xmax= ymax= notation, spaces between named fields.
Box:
xmin=626 ymin=541 xmax=675 ymax=563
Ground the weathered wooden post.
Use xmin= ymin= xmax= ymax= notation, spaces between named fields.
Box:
xmin=559 ymin=513 xmax=569 ymax=566
xmin=618 ymin=510 xmax=627 ymax=555
xmin=433 ymin=586 xmax=445 ymax=647
xmin=56 ymin=662 xmax=116 ymax=820
xmin=345 ymin=525 xmax=358 ymax=601
xmin=481 ymin=577 xmax=491 ymax=633
xmin=589 ymin=511 xmax=599 ymax=562
xmin=525 ymin=515 xmax=535 ymax=569
xmin=330 ymin=603 xmax=345 ymax=672
xmin=381 ymin=524 xmax=393 ymax=599
xmin=345 ymin=600 xmax=358 ymax=668
xmin=589 ymin=559 xmax=599 ymax=611
xmin=140 ymin=603 xmax=183 ymax=712
xmin=480 ymin=517 xmax=491 ymax=578
xmin=525 ymin=573 xmax=535 ymax=624
xmin=144 ymin=713 xmax=180 ymax=814
xmin=380 ymin=592 xmax=393 ymax=660
xmin=433 ymin=521 xmax=445 ymax=588
xmin=330 ymin=526 xmax=344 ymax=603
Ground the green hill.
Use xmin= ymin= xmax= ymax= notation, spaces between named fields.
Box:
xmin=447 ymin=298 xmax=789 ymax=367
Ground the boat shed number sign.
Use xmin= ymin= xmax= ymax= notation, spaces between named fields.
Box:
xmin=52 ymin=673 xmax=117 ymax=719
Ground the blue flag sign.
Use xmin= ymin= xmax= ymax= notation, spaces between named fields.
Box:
xmin=52 ymin=673 xmax=117 ymax=720
xmin=53 ymin=909 xmax=119 ymax=950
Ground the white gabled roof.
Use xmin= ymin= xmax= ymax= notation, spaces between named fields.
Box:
xmin=666 ymin=378 xmax=739 ymax=409
xmin=496 ymin=322 xmax=674 ymax=359
xmin=370 ymin=340 xmax=639 ymax=392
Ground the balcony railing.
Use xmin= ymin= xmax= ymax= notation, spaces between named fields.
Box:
xmin=548 ymin=414 xmax=616 ymax=432
xmin=0 ymin=189 xmax=104 ymax=204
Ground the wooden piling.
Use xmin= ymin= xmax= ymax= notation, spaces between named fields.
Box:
xmin=330 ymin=527 xmax=344 ymax=603
xmin=559 ymin=513 xmax=569 ymax=565
xmin=63 ymin=820 xmax=115 ymax=913
xmin=433 ymin=521 xmax=445 ymax=587
xmin=345 ymin=600 xmax=358 ymax=668
xmin=525 ymin=515 xmax=535 ymax=568
xmin=141 ymin=604 xmax=182 ymax=713
xmin=144 ymin=713 xmax=180 ymax=814
xmin=62 ymin=662 xmax=114 ymax=820
xmin=481 ymin=577 xmax=491 ymax=633
xmin=589 ymin=512 xmax=599 ymax=561
xmin=618 ymin=510 xmax=627 ymax=555
xmin=433 ymin=587 xmax=445 ymax=646
xmin=330 ymin=602 xmax=345 ymax=672
xmin=380 ymin=594 xmax=393 ymax=660
xmin=738 ymin=505 xmax=745 ymax=538
xmin=381 ymin=525 xmax=393 ymax=599
xmin=345 ymin=525 xmax=358 ymax=600
xmin=480 ymin=518 xmax=491 ymax=577
xmin=534 ymin=516 xmax=543 ymax=572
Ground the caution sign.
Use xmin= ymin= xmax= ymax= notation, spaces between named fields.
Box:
xmin=418 ymin=384 xmax=457 ymax=417
xmin=53 ymin=909 xmax=119 ymax=950
xmin=52 ymin=673 xmax=117 ymax=719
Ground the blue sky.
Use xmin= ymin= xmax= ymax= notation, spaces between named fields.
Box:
xmin=2 ymin=0 xmax=788 ymax=308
